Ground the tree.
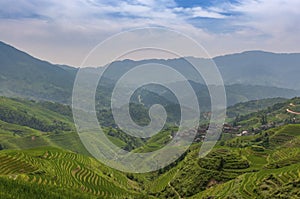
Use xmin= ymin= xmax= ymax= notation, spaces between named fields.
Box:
xmin=233 ymin=114 xmax=240 ymax=127
xmin=218 ymin=157 xmax=225 ymax=171
xmin=261 ymin=114 xmax=268 ymax=125
xmin=220 ymin=140 xmax=225 ymax=146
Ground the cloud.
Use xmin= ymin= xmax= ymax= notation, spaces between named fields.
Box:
xmin=173 ymin=6 xmax=227 ymax=19
xmin=0 ymin=0 xmax=299 ymax=66
xmin=231 ymin=0 xmax=300 ymax=36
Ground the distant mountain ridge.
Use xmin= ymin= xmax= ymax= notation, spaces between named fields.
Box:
xmin=214 ymin=50 xmax=300 ymax=89
xmin=0 ymin=41 xmax=299 ymax=106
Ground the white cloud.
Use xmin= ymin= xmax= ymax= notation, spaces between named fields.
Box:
xmin=231 ymin=0 xmax=300 ymax=37
xmin=174 ymin=7 xmax=227 ymax=19
xmin=0 ymin=0 xmax=299 ymax=65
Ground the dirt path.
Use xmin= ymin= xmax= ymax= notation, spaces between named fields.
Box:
xmin=168 ymin=181 xmax=182 ymax=199
xmin=286 ymin=109 xmax=300 ymax=115
xmin=168 ymin=169 xmax=182 ymax=199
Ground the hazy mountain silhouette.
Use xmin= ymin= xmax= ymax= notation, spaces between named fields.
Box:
xmin=0 ymin=41 xmax=299 ymax=106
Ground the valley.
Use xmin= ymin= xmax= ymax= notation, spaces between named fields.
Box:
xmin=1 ymin=96 xmax=300 ymax=198
xmin=0 ymin=42 xmax=300 ymax=198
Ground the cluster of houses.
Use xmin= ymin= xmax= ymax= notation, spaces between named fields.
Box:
xmin=168 ymin=109 xmax=300 ymax=144
xmin=222 ymin=123 xmax=241 ymax=133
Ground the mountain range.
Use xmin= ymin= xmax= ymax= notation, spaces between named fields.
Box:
xmin=1 ymin=40 xmax=300 ymax=198
xmin=0 ymin=41 xmax=300 ymax=107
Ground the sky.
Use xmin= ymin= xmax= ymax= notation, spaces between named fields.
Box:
xmin=0 ymin=0 xmax=300 ymax=66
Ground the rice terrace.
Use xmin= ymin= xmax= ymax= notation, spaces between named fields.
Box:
xmin=1 ymin=0 xmax=300 ymax=198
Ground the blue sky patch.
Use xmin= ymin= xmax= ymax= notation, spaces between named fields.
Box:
xmin=174 ymin=0 xmax=240 ymax=8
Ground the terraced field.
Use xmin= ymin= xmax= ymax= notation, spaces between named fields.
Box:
xmin=194 ymin=163 xmax=300 ymax=198
xmin=144 ymin=123 xmax=300 ymax=198
xmin=147 ymin=166 xmax=179 ymax=193
xmin=0 ymin=147 xmax=143 ymax=198
xmin=1 ymin=97 xmax=300 ymax=198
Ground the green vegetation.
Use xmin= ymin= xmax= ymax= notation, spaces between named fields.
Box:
xmin=1 ymin=41 xmax=299 ymax=109
xmin=0 ymin=147 xmax=143 ymax=198
xmin=1 ymin=96 xmax=300 ymax=198
xmin=2 ymin=40 xmax=300 ymax=198
xmin=0 ymin=96 xmax=163 ymax=153
xmin=0 ymin=41 xmax=75 ymax=103
xmin=226 ymin=97 xmax=287 ymax=118
xmin=0 ymin=97 xmax=89 ymax=155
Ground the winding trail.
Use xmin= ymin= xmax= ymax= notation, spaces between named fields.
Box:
xmin=168 ymin=181 xmax=182 ymax=199
xmin=286 ymin=103 xmax=300 ymax=115
xmin=168 ymin=169 xmax=182 ymax=199
xmin=286 ymin=109 xmax=300 ymax=115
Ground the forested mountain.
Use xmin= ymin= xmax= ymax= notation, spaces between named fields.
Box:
xmin=1 ymin=41 xmax=300 ymax=107
xmin=214 ymin=51 xmax=300 ymax=89
xmin=1 ymin=41 xmax=300 ymax=198
xmin=0 ymin=41 xmax=76 ymax=103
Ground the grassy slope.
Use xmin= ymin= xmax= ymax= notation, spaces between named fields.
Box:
xmin=1 ymin=124 xmax=300 ymax=198
xmin=226 ymin=97 xmax=287 ymax=119
xmin=0 ymin=147 xmax=144 ymax=198
xmin=137 ymin=98 xmax=300 ymax=198
xmin=192 ymin=124 xmax=300 ymax=199
xmin=1 ymin=96 xmax=300 ymax=198
xmin=0 ymin=97 xmax=90 ymax=155
xmin=228 ymin=97 xmax=300 ymax=131
xmin=138 ymin=123 xmax=300 ymax=199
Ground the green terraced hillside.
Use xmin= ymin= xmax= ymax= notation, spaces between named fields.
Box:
xmin=0 ymin=147 xmax=145 ymax=198
xmin=0 ymin=96 xmax=157 ymax=153
xmin=1 ymin=96 xmax=300 ymax=198
xmin=0 ymin=96 xmax=90 ymax=155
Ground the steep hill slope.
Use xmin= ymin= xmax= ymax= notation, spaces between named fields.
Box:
xmin=0 ymin=96 xmax=88 ymax=154
xmin=1 ymin=41 xmax=299 ymax=107
xmin=0 ymin=41 xmax=76 ymax=103
xmin=1 ymin=97 xmax=300 ymax=198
